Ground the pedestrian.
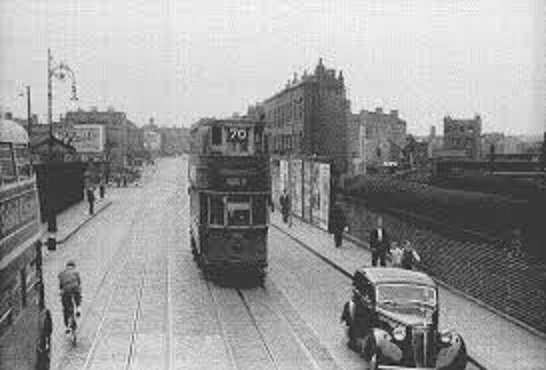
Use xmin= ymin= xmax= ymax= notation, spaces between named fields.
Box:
xmin=86 ymin=187 xmax=95 ymax=215
xmin=400 ymin=240 xmax=421 ymax=270
xmin=330 ymin=201 xmax=348 ymax=248
xmin=369 ymin=216 xmax=390 ymax=267
xmin=99 ymin=182 xmax=105 ymax=199
xmin=390 ymin=241 xmax=403 ymax=268
xmin=122 ymin=174 xmax=128 ymax=187
xmin=279 ymin=189 xmax=291 ymax=224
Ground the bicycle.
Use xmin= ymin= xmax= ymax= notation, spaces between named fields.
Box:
xmin=62 ymin=294 xmax=79 ymax=346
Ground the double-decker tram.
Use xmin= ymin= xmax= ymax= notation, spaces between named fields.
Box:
xmin=188 ymin=117 xmax=271 ymax=282
xmin=0 ymin=118 xmax=50 ymax=370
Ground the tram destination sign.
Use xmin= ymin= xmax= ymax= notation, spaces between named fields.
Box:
xmin=226 ymin=128 xmax=248 ymax=143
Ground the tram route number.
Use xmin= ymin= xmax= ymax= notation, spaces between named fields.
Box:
xmin=227 ymin=128 xmax=248 ymax=143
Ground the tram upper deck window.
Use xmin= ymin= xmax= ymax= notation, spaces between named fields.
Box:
xmin=0 ymin=143 xmax=16 ymax=185
xmin=226 ymin=194 xmax=251 ymax=226
xmin=209 ymin=195 xmax=225 ymax=226
xmin=211 ymin=125 xmax=222 ymax=146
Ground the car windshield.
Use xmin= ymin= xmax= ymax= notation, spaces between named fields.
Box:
xmin=376 ymin=283 xmax=436 ymax=307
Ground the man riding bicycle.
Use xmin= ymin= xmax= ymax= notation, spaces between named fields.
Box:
xmin=58 ymin=260 xmax=82 ymax=333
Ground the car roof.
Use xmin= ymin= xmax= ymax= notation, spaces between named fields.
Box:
xmin=356 ymin=267 xmax=436 ymax=287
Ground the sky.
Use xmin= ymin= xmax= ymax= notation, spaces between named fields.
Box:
xmin=1 ymin=0 xmax=544 ymax=136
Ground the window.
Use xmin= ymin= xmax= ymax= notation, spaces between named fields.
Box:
xmin=209 ymin=195 xmax=225 ymax=225
xmin=0 ymin=143 xmax=16 ymax=184
xmin=252 ymin=196 xmax=267 ymax=225
xmin=255 ymin=127 xmax=264 ymax=153
xmin=226 ymin=194 xmax=251 ymax=226
xmin=14 ymin=144 xmax=31 ymax=179
xmin=212 ymin=125 xmax=222 ymax=146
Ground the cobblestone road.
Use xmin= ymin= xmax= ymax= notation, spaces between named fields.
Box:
xmin=41 ymin=156 xmax=544 ymax=369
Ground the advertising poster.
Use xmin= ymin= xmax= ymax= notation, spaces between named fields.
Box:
xmin=270 ymin=159 xmax=280 ymax=209
xmin=303 ymin=160 xmax=312 ymax=221
xmin=279 ymin=160 xmax=288 ymax=207
xmin=310 ymin=161 xmax=321 ymax=227
xmin=55 ymin=124 xmax=105 ymax=153
xmin=318 ymin=163 xmax=330 ymax=230
xmin=292 ymin=159 xmax=302 ymax=217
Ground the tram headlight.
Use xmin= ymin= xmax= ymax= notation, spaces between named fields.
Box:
xmin=393 ymin=326 xmax=406 ymax=341
xmin=439 ymin=329 xmax=452 ymax=344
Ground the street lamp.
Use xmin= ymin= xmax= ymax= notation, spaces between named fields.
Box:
xmin=46 ymin=48 xmax=78 ymax=250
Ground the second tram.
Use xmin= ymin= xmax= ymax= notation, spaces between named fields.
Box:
xmin=188 ymin=117 xmax=271 ymax=281
xmin=0 ymin=118 xmax=51 ymax=370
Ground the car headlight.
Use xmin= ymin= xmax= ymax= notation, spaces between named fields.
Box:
xmin=393 ymin=326 xmax=406 ymax=341
xmin=439 ymin=329 xmax=452 ymax=344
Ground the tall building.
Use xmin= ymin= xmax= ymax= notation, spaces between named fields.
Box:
xmin=443 ymin=114 xmax=482 ymax=159
xmin=262 ymin=58 xmax=349 ymax=173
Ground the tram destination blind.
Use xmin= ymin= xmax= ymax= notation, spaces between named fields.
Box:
xmin=227 ymin=128 xmax=248 ymax=143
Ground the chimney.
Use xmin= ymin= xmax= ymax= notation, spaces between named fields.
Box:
xmin=390 ymin=109 xmax=398 ymax=118
xmin=375 ymin=107 xmax=383 ymax=114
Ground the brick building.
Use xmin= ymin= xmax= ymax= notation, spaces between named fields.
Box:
xmin=348 ymin=107 xmax=407 ymax=168
xmin=262 ymin=58 xmax=350 ymax=173
xmin=443 ymin=114 xmax=482 ymax=159
xmin=63 ymin=107 xmax=144 ymax=170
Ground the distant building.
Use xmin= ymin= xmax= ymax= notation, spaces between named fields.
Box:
xmin=262 ymin=58 xmax=349 ymax=173
xmin=443 ymin=114 xmax=482 ymax=159
xmin=361 ymin=107 xmax=407 ymax=167
xmin=64 ymin=107 xmax=144 ymax=170
xmin=159 ymin=126 xmax=190 ymax=155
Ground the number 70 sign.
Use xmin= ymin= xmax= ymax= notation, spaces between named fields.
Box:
xmin=227 ymin=128 xmax=248 ymax=142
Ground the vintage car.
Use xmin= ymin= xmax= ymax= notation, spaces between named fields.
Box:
xmin=341 ymin=267 xmax=468 ymax=369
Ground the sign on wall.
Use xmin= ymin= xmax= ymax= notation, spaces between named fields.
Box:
xmin=292 ymin=160 xmax=302 ymax=217
xmin=55 ymin=124 xmax=105 ymax=153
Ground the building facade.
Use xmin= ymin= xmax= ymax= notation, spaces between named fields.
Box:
xmin=64 ymin=107 xmax=143 ymax=170
xmin=262 ymin=59 xmax=349 ymax=173
xmin=159 ymin=126 xmax=190 ymax=155
xmin=443 ymin=114 xmax=482 ymax=159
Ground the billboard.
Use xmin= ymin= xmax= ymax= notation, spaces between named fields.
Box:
xmin=55 ymin=124 xmax=104 ymax=153
xmin=292 ymin=160 xmax=302 ymax=217
xmin=318 ymin=163 xmax=330 ymax=230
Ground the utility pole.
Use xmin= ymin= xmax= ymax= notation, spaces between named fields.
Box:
xmin=45 ymin=48 xmax=78 ymax=249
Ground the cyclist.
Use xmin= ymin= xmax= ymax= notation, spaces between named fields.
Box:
xmin=58 ymin=260 xmax=82 ymax=333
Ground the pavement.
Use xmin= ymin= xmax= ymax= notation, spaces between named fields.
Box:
xmin=271 ymin=213 xmax=546 ymax=370
xmin=40 ymin=197 xmax=112 ymax=250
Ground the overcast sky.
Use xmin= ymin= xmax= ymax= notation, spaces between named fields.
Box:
xmin=1 ymin=0 xmax=544 ymax=135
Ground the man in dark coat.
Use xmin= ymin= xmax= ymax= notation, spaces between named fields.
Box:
xmin=369 ymin=216 xmax=390 ymax=266
xmin=331 ymin=201 xmax=348 ymax=248
xmin=86 ymin=187 xmax=95 ymax=215
xmin=279 ymin=190 xmax=291 ymax=224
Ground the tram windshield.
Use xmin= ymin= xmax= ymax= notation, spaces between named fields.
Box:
xmin=207 ymin=193 xmax=268 ymax=226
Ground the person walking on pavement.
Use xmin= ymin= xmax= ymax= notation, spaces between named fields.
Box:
xmin=390 ymin=241 xmax=403 ymax=268
xmin=331 ymin=201 xmax=348 ymax=248
xmin=369 ymin=216 xmax=390 ymax=267
xmin=99 ymin=181 xmax=105 ymax=199
xmin=86 ymin=187 xmax=96 ymax=215
xmin=400 ymin=240 xmax=421 ymax=270
xmin=279 ymin=189 xmax=291 ymax=225
xmin=58 ymin=260 xmax=82 ymax=333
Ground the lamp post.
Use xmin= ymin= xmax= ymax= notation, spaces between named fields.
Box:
xmin=46 ymin=48 xmax=78 ymax=250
